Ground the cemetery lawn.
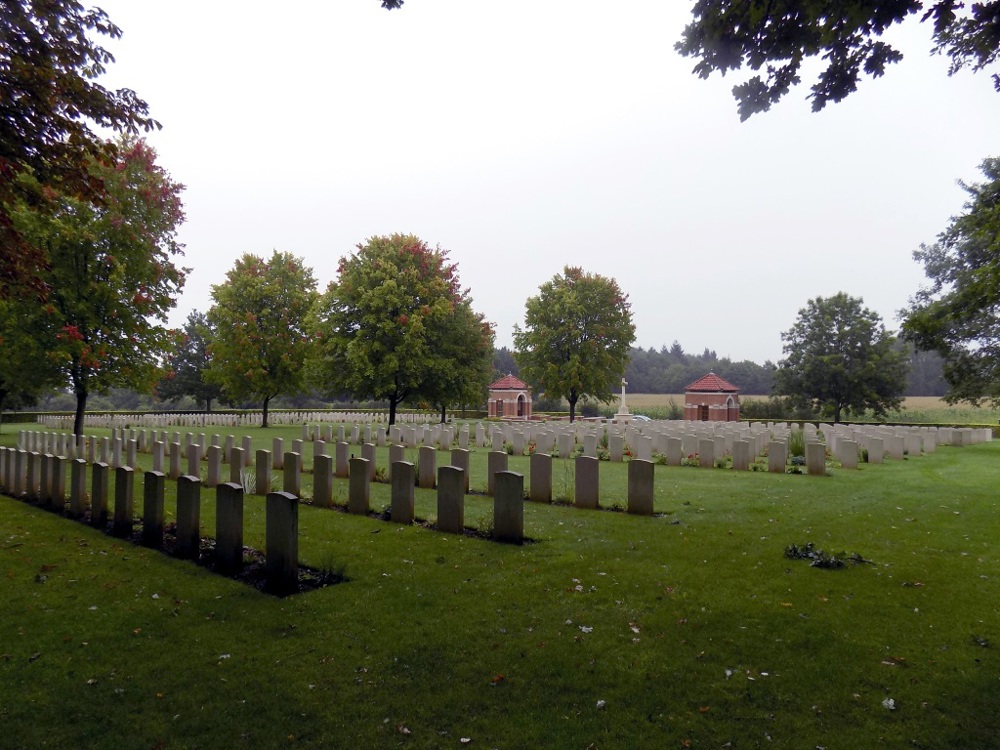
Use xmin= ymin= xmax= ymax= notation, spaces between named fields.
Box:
xmin=1 ymin=429 xmax=999 ymax=748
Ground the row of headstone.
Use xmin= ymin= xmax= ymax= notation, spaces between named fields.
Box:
xmin=36 ymin=410 xmax=435 ymax=431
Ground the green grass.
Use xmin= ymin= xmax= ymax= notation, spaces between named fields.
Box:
xmin=2 ymin=426 xmax=1000 ymax=748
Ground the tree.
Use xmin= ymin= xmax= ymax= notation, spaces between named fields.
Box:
xmin=156 ymin=310 xmax=224 ymax=411
xmin=206 ymin=252 xmax=317 ymax=428
xmin=676 ymin=1 xmax=1000 ymax=120
xmin=774 ymin=292 xmax=907 ymax=422
xmin=309 ymin=234 xmax=486 ymax=425
xmin=417 ymin=301 xmax=495 ymax=422
xmin=1 ymin=1 xmax=159 ymax=297
xmin=0 ymin=297 xmax=63 ymax=432
xmin=10 ymin=137 xmax=186 ymax=435
xmin=513 ymin=266 xmax=636 ymax=422
xmin=902 ymin=157 xmax=1000 ymax=404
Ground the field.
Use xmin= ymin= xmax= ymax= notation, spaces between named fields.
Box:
xmin=1 ymin=425 xmax=999 ymax=748
xmin=625 ymin=393 xmax=1000 ymax=425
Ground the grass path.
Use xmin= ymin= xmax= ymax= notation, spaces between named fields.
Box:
xmin=1 ymin=429 xmax=998 ymax=748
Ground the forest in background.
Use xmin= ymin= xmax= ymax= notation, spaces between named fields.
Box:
xmin=16 ymin=342 xmax=947 ymax=415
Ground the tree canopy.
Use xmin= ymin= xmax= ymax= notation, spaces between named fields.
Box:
xmin=206 ymin=251 xmax=318 ymax=428
xmin=676 ymin=1 xmax=1000 ymax=120
xmin=513 ymin=266 xmax=636 ymax=422
xmin=902 ymin=156 xmax=1000 ymax=404
xmin=10 ymin=137 xmax=186 ymax=435
xmin=308 ymin=234 xmax=488 ymax=425
xmin=775 ymin=292 xmax=907 ymax=422
xmin=1 ymin=1 xmax=159 ymax=297
xmin=157 ymin=310 xmax=224 ymax=412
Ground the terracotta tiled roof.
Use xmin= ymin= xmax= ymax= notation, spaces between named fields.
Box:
xmin=684 ymin=372 xmax=739 ymax=393
xmin=490 ymin=374 xmax=529 ymax=390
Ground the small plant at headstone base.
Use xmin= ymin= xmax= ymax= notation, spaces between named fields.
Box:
xmin=714 ymin=456 xmax=728 ymax=469
xmin=750 ymin=459 xmax=767 ymax=472
xmin=788 ymin=429 xmax=806 ymax=457
xmin=860 ymin=447 xmax=869 ymax=463
xmin=503 ymin=441 xmax=514 ymax=455
xmin=681 ymin=453 xmax=700 ymax=467
xmin=527 ymin=440 xmax=537 ymax=455
xmin=373 ymin=465 xmax=389 ymax=483
xmin=653 ymin=452 xmax=667 ymax=465
xmin=599 ymin=429 xmax=609 ymax=449
xmin=240 ymin=467 xmax=256 ymax=494
xmin=597 ymin=448 xmax=610 ymax=461
xmin=785 ymin=456 xmax=806 ymax=474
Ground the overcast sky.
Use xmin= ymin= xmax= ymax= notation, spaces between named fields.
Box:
xmin=95 ymin=0 xmax=1000 ymax=365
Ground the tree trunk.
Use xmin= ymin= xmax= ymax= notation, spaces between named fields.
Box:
xmin=389 ymin=396 xmax=397 ymax=426
xmin=568 ymin=393 xmax=578 ymax=423
xmin=205 ymin=397 xmax=212 ymax=413
xmin=74 ymin=386 xmax=88 ymax=436
xmin=262 ymin=394 xmax=270 ymax=428
xmin=0 ymin=391 xmax=6 ymax=435
xmin=834 ymin=404 xmax=842 ymax=423
xmin=439 ymin=404 xmax=447 ymax=424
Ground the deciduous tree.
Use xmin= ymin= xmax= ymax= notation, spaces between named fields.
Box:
xmin=775 ymin=292 xmax=907 ymax=422
xmin=676 ymin=1 xmax=1000 ymax=120
xmin=902 ymin=157 xmax=1000 ymax=404
xmin=10 ymin=137 xmax=186 ymax=435
xmin=206 ymin=252 xmax=317 ymax=428
xmin=0 ymin=297 xmax=62 ymax=432
xmin=417 ymin=301 xmax=495 ymax=422
xmin=513 ymin=266 xmax=636 ymax=422
xmin=309 ymin=234 xmax=486 ymax=425
xmin=1 ymin=1 xmax=159 ymax=297
xmin=157 ymin=310 xmax=223 ymax=411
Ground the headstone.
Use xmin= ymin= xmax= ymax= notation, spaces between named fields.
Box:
xmin=627 ymin=459 xmax=654 ymax=516
xmin=583 ymin=434 xmax=598 ymax=458
xmin=205 ymin=445 xmax=222 ymax=488
xmin=169 ymin=442 xmax=182 ymax=480
xmin=91 ymin=463 xmax=110 ymax=528
xmin=840 ymin=440 xmax=858 ymax=470
xmin=609 ymin=434 xmax=624 ymax=462
xmin=529 ymin=452 xmax=552 ymax=503
xmin=187 ymin=443 xmax=201 ymax=479
xmin=666 ymin=437 xmax=683 ymax=466
xmin=113 ymin=466 xmax=135 ymax=537
xmin=418 ymin=445 xmax=436 ymax=489
xmin=769 ymin=441 xmax=787 ymax=473
xmin=229 ymin=447 xmax=245 ymax=484
xmin=391 ymin=461 xmax=415 ymax=524
xmin=272 ymin=438 xmax=284 ymax=469
xmin=142 ymin=471 xmax=165 ymax=548
xmin=698 ymin=438 xmax=715 ymax=469
xmin=494 ymin=471 xmax=524 ymax=543
xmin=335 ymin=442 xmax=349 ymax=479
xmin=348 ymin=457 xmax=370 ymax=515
xmin=255 ymin=449 xmax=272 ymax=496
xmin=283 ymin=452 xmax=301 ymax=496
xmin=806 ymin=442 xmax=826 ymax=476
xmin=362 ymin=443 xmax=377 ymax=480
xmin=388 ymin=444 xmax=405 ymax=483
xmin=152 ymin=441 xmax=165 ymax=473
xmin=215 ymin=483 xmax=244 ymax=574
xmin=444 ymin=448 xmax=467 ymax=493
xmin=437 ymin=466 xmax=465 ymax=533
xmin=241 ymin=436 xmax=254 ymax=465
xmin=68 ymin=458 xmax=87 ymax=518
xmin=487 ymin=451 xmax=508 ymax=496
xmin=575 ymin=455 xmax=599 ymax=510
xmin=313 ymin=454 xmax=333 ymax=508
xmin=265 ymin=491 xmax=299 ymax=596
xmin=175 ymin=475 xmax=202 ymax=559
xmin=49 ymin=455 xmax=66 ymax=511
xmin=732 ymin=440 xmax=750 ymax=471
xmin=868 ymin=436 xmax=884 ymax=464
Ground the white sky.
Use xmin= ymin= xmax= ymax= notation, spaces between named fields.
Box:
xmin=95 ymin=0 xmax=1000 ymax=364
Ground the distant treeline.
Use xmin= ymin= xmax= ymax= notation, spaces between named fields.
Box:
xmin=495 ymin=342 xmax=948 ymax=397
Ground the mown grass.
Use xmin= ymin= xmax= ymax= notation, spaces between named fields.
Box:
xmin=1 ymin=426 xmax=999 ymax=748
